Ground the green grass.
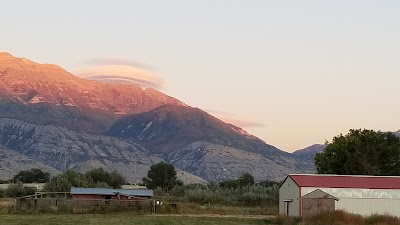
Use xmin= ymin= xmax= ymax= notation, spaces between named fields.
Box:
xmin=0 ymin=214 xmax=274 ymax=225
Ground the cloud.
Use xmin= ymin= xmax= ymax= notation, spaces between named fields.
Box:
xmin=206 ymin=109 xmax=265 ymax=128
xmin=75 ymin=64 xmax=163 ymax=89
xmin=84 ymin=58 xmax=153 ymax=70
xmin=218 ymin=116 xmax=265 ymax=128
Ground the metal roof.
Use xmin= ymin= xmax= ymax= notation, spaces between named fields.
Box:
xmin=300 ymin=189 xmax=339 ymax=201
xmin=70 ymin=187 xmax=154 ymax=197
xmin=289 ymin=174 xmax=400 ymax=189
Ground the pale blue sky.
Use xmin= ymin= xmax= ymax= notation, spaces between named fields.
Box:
xmin=1 ymin=1 xmax=400 ymax=151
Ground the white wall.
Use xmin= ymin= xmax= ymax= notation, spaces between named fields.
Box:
xmin=302 ymin=187 xmax=400 ymax=217
xmin=279 ymin=177 xmax=300 ymax=217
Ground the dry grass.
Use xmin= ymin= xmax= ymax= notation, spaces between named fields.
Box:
xmin=365 ymin=214 xmax=400 ymax=225
xmin=274 ymin=214 xmax=300 ymax=225
xmin=158 ymin=202 xmax=276 ymax=215
xmin=0 ymin=214 xmax=274 ymax=225
xmin=300 ymin=210 xmax=364 ymax=225
xmin=0 ymin=198 xmax=14 ymax=213
xmin=0 ymin=198 xmax=13 ymax=206
xmin=274 ymin=210 xmax=400 ymax=225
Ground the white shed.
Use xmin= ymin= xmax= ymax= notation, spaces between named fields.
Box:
xmin=279 ymin=174 xmax=400 ymax=217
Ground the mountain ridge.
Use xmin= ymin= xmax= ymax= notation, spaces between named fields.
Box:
xmin=0 ymin=52 xmax=315 ymax=182
xmin=0 ymin=52 xmax=185 ymax=133
xmin=0 ymin=118 xmax=206 ymax=183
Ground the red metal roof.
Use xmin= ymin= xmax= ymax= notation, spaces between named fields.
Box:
xmin=289 ymin=174 xmax=400 ymax=189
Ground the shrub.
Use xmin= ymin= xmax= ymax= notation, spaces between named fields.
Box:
xmin=301 ymin=210 xmax=363 ymax=225
xmin=365 ymin=214 xmax=400 ymax=225
xmin=5 ymin=181 xmax=27 ymax=197
xmin=161 ymin=182 xmax=279 ymax=207
xmin=170 ymin=185 xmax=185 ymax=197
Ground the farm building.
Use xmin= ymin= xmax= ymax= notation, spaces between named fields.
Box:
xmin=279 ymin=174 xmax=400 ymax=217
xmin=71 ymin=187 xmax=153 ymax=201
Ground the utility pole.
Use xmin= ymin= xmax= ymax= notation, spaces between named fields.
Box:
xmin=64 ymin=146 xmax=68 ymax=172
xmin=64 ymin=151 xmax=67 ymax=172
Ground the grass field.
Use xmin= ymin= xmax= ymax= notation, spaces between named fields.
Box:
xmin=0 ymin=214 xmax=274 ymax=225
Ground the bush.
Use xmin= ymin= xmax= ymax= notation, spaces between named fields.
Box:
xmin=365 ymin=214 xmax=400 ymax=225
xmin=301 ymin=210 xmax=363 ymax=225
xmin=160 ymin=182 xmax=279 ymax=207
xmin=5 ymin=181 xmax=27 ymax=197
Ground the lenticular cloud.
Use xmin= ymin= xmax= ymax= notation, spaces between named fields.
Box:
xmin=76 ymin=62 xmax=163 ymax=89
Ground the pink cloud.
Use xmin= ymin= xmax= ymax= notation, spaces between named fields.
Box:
xmin=75 ymin=64 xmax=163 ymax=88
xmin=206 ymin=109 xmax=265 ymax=128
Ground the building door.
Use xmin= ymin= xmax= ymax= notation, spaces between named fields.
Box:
xmin=105 ymin=195 xmax=111 ymax=205
xmin=284 ymin=200 xmax=293 ymax=216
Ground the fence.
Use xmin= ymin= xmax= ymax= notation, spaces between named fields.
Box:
xmin=15 ymin=198 xmax=154 ymax=213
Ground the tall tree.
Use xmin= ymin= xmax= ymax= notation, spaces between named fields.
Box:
xmin=142 ymin=162 xmax=181 ymax=191
xmin=44 ymin=170 xmax=93 ymax=192
xmin=315 ymin=129 xmax=400 ymax=175
xmin=239 ymin=173 xmax=254 ymax=187
xmin=13 ymin=168 xmax=50 ymax=183
xmin=85 ymin=168 xmax=125 ymax=188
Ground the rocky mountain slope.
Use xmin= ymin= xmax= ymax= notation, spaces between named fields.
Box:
xmin=0 ymin=145 xmax=60 ymax=180
xmin=108 ymin=105 xmax=315 ymax=180
xmin=0 ymin=118 xmax=205 ymax=183
xmin=166 ymin=141 xmax=315 ymax=181
xmin=108 ymin=105 xmax=280 ymax=155
xmin=293 ymin=144 xmax=326 ymax=161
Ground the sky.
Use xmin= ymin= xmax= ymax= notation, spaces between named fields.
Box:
xmin=1 ymin=0 xmax=400 ymax=152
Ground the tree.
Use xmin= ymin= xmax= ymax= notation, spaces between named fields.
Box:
xmin=44 ymin=170 xmax=93 ymax=192
xmin=13 ymin=168 xmax=50 ymax=183
xmin=238 ymin=173 xmax=254 ymax=187
xmin=142 ymin=162 xmax=181 ymax=191
xmin=219 ymin=179 xmax=240 ymax=189
xmin=85 ymin=168 xmax=125 ymax=188
xmin=219 ymin=173 xmax=255 ymax=189
xmin=5 ymin=181 xmax=27 ymax=197
xmin=44 ymin=168 xmax=127 ymax=192
xmin=315 ymin=129 xmax=400 ymax=175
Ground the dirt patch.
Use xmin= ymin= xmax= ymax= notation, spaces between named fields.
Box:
xmin=0 ymin=199 xmax=13 ymax=207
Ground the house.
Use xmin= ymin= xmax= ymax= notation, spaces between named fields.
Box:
xmin=279 ymin=174 xmax=400 ymax=217
xmin=70 ymin=187 xmax=153 ymax=201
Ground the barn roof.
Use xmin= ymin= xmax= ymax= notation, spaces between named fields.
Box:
xmin=70 ymin=187 xmax=153 ymax=197
xmin=288 ymin=174 xmax=400 ymax=189
xmin=300 ymin=189 xmax=339 ymax=201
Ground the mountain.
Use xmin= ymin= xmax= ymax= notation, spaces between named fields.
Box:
xmin=0 ymin=52 xmax=184 ymax=133
xmin=108 ymin=105 xmax=315 ymax=180
xmin=108 ymin=104 xmax=281 ymax=155
xmin=166 ymin=141 xmax=314 ymax=181
xmin=0 ymin=52 xmax=316 ymax=182
xmin=395 ymin=130 xmax=400 ymax=137
xmin=293 ymin=144 xmax=325 ymax=156
xmin=0 ymin=118 xmax=205 ymax=183
xmin=0 ymin=145 xmax=60 ymax=180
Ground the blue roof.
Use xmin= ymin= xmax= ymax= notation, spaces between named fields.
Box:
xmin=70 ymin=187 xmax=153 ymax=197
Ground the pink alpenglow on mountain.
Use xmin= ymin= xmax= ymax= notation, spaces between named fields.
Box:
xmin=0 ymin=52 xmax=186 ymax=132
xmin=0 ymin=52 xmax=184 ymax=114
